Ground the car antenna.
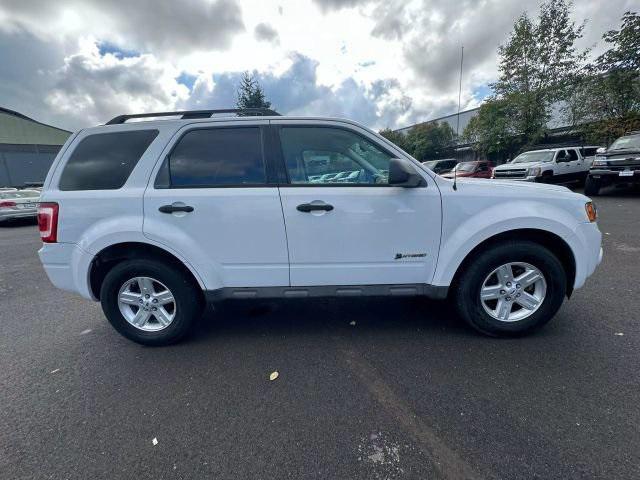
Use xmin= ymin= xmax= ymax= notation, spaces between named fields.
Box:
xmin=453 ymin=45 xmax=464 ymax=191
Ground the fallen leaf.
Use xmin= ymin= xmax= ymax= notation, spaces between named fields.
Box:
xmin=269 ymin=371 xmax=279 ymax=381
xmin=615 ymin=332 xmax=624 ymax=336
xmin=152 ymin=438 xmax=158 ymax=446
xmin=349 ymin=321 xmax=356 ymax=326
xmin=80 ymin=329 xmax=92 ymax=335
xmin=50 ymin=369 xmax=60 ymax=374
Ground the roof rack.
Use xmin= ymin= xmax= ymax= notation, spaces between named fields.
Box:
xmin=105 ymin=108 xmax=281 ymax=125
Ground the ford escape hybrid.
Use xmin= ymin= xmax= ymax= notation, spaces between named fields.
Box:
xmin=37 ymin=109 xmax=603 ymax=345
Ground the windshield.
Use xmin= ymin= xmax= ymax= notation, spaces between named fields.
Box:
xmin=453 ymin=162 xmax=476 ymax=172
xmin=609 ymin=136 xmax=640 ymax=151
xmin=511 ymin=151 xmax=555 ymax=164
xmin=423 ymin=161 xmax=438 ymax=169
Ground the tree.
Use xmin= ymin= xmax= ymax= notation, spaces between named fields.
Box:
xmin=235 ymin=71 xmax=272 ymax=112
xmin=404 ymin=121 xmax=455 ymax=161
xmin=565 ymin=11 xmax=640 ymax=143
xmin=379 ymin=128 xmax=409 ymax=151
xmin=463 ymin=99 xmax=519 ymax=159
xmin=465 ymin=0 xmax=588 ymax=157
xmin=492 ymin=0 xmax=587 ymax=145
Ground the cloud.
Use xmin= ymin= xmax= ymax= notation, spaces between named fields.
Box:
xmin=45 ymin=41 xmax=188 ymax=128
xmin=312 ymin=0 xmax=371 ymax=13
xmin=254 ymin=23 xmax=280 ymax=45
xmin=369 ymin=0 xmax=410 ymax=40
xmin=0 ymin=0 xmax=245 ymax=56
xmin=0 ymin=0 xmax=634 ymax=133
xmin=183 ymin=53 xmax=413 ymax=128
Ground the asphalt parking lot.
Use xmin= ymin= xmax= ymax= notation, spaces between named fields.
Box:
xmin=1 ymin=188 xmax=639 ymax=480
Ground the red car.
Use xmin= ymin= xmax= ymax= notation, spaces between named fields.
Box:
xmin=441 ymin=161 xmax=494 ymax=179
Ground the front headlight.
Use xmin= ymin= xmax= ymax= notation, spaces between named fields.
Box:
xmin=527 ymin=167 xmax=541 ymax=177
xmin=592 ymin=158 xmax=608 ymax=167
xmin=585 ymin=202 xmax=597 ymax=222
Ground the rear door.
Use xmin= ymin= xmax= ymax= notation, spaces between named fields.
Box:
xmin=273 ymin=120 xmax=442 ymax=287
xmin=143 ymin=121 xmax=289 ymax=290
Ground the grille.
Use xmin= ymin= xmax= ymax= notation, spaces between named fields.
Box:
xmin=494 ymin=169 xmax=528 ymax=179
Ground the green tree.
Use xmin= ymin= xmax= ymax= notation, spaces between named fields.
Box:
xmin=465 ymin=0 xmax=588 ymax=157
xmin=404 ymin=121 xmax=455 ymax=161
xmin=379 ymin=128 xmax=409 ymax=151
xmin=566 ymin=11 xmax=640 ymax=143
xmin=463 ymin=99 xmax=519 ymax=159
xmin=492 ymin=0 xmax=587 ymax=144
xmin=235 ymin=71 xmax=272 ymax=112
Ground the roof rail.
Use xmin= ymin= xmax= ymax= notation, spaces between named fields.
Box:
xmin=105 ymin=108 xmax=281 ymax=125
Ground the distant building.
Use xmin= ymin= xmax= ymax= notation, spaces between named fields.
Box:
xmin=395 ymin=108 xmax=480 ymax=137
xmin=0 ymin=107 xmax=71 ymax=187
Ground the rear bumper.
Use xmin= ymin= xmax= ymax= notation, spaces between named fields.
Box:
xmin=0 ymin=209 xmax=37 ymax=220
xmin=38 ymin=242 xmax=95 ymax=300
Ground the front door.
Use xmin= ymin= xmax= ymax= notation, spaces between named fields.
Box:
xmin=143 ymin=121 xmax=289 ymax=289
xmin=273 ymin=121 xmax=442 ymax=287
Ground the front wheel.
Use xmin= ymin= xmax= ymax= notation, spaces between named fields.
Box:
xmin=453 ymin=241 xmax=567 ymax=337
xmin=100 ymin=259 xmax=203 ymax=346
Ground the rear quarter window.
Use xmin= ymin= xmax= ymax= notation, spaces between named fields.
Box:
xmin=58 ymin=130 xmax=158 ymax=191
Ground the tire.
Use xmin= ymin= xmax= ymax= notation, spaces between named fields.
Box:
xmin=100 ymin=259 xmax=203 ymax=346
xmin=453 ymin=241 xmax=567 ymax=337
xmin=540 ymin=171 xmax=554 ymax=183
xmin=584 ymin=176 xmax=601 ymax=196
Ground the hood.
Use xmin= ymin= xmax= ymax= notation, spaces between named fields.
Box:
xmin=441 ymin=171 xmax=475 ymax=178
xmin=603 ymin=149 xmax=640 ymax=159
xmin=453 ymin=176 xmax=574 ymax=195
xmin=494 ymin=161 xmax=546 ymax=170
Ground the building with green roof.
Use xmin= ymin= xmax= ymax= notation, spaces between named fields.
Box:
xmin=0 ymin=107 xmax=71 ymax=187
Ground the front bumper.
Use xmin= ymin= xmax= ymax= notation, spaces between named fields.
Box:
xmin=589 ymin=170 xmax=640 ymax=182
xmin=38 ymin=242 xmax=95 ymax=300
xmin=572 ymin=222 xmax=603 ymax=290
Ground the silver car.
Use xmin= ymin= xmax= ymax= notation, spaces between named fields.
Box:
xmin=0 ymin=189 xmax=41 ymax=222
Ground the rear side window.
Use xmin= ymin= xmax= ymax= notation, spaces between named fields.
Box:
xmin=163 ymin=127 xmax=266 ymax=188
xmin=59 ymin=130 xmax=158 ymax=191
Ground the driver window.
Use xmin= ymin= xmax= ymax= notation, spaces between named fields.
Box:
xmin=556 ymin=150 xmax=568 ymax=161
xmin=568 ymin=149 xmax=579 ymax=161
xmin=279 ymin=127 xmax=391 ymax=185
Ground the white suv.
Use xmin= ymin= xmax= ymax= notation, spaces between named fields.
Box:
xmin=37 ymin=109 xmax=602 ymax=345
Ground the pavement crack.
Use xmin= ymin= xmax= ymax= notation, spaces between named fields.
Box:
xmin=339 ymin=345 xmax=482 ymax=480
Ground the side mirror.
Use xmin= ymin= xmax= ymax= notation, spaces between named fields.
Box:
xmin=596 ymin=147 xmax=606 ymax=154
xmin=388 ymin=158 xmax=425 ymax=187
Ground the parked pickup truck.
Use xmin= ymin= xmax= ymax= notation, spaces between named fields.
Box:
xmin=585 ymin=132 xmax=640 ymax=196
xmin=492 ymin=147 xmax=600 ymax=184
xmin=37 ymin=109 xmax=602 ymax=345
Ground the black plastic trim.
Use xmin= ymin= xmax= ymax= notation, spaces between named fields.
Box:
xmin=204 ymin=284 xmax=448 ymax=302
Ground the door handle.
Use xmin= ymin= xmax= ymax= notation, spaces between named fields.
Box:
xmin=297 ymin=202 xmax=334 ymax=213
xmin=159 ymin=204 xmax=194 ymax=214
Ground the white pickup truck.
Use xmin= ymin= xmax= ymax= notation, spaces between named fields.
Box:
xmin=492 ymin=147 xmax=600 ymax=184
xmin=37 ymin=110 xmax=602 ymax=345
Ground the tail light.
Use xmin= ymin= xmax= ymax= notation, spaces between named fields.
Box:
xmin=0 ymin=201 xmax=16 ymax=208
xmin=38 ymin=202 xmax=59 ymax=243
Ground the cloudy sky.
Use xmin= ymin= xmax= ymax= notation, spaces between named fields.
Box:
xmin=0 ymin=0 xmax=635 ymax=132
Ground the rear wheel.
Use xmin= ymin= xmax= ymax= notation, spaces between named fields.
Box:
xmin=584 ymin=176 xmax=601 ymax=196
xmin=454 ymin=241 xmax=566 ymax=337
xmin=100 ymin=259 xmax=203 ymax=345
